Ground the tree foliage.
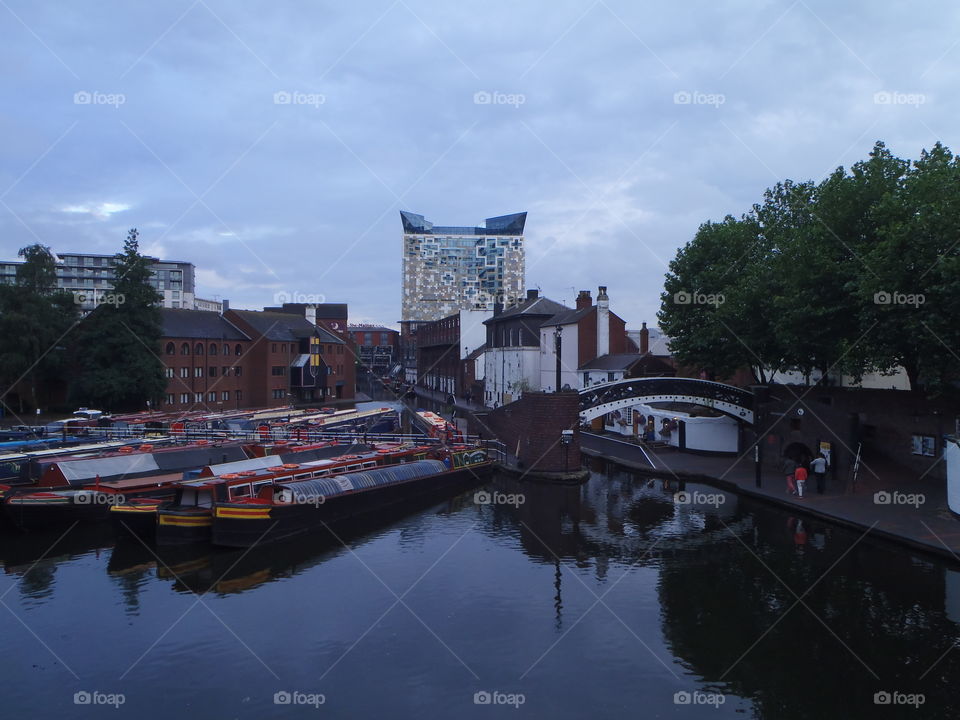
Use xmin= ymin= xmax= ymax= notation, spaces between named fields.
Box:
xmin=70 ymin=229 xmax=167 ymax=411
xmin=659 ymin=141 xmax=960 ymax=393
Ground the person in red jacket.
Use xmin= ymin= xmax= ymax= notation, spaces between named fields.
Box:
xmin=794 ymin=464 xmax=809 ymax=498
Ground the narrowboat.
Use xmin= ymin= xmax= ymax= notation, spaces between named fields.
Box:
xmin=211 ymin=445 xmax=491 ymax=547
xmin=146 ymin=443 xmax=435 ymax=545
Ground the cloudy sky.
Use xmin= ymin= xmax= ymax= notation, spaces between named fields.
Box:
xmin=1 ymin=1 xmax=955 ymax=327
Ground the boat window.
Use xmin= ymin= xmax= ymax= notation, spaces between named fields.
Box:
xmin=294 ymin=473 xmax=311 ymax=480
xmin=231 ymin=484 xmax=251 ymax=499
xmin=362 ymin=462 xmax=376 ymax=469
xmin=316 ymin=470 xmax=330 ymax=477
xmin=181 ymin=488 xmax=197 ymax=506
xmin=346 ymin=465 xmax=360 ymax=472
xmin=197 ymin=491 xmax=213 ymax=509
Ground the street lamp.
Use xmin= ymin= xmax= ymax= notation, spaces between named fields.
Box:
xmin=554 ymin=326 xmax=562 ymax=393
xmin=561 ymin=428 xmax=573 ymax=473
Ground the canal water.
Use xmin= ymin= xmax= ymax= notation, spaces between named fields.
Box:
xmin=2 ymin=459 xmax=958 ymax=718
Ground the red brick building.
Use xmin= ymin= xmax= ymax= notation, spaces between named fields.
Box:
xmin=348 ymin=324 xmax=399 ymax=374
xmin=159 ymin=308 xmax=253 ymax=411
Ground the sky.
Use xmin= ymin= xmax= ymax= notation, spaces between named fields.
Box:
xmin=1 ymin=0 xmax=957 ymax=328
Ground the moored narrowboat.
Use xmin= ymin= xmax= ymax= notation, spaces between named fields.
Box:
xmin=211 ymin=446 xmax=491 ymax=547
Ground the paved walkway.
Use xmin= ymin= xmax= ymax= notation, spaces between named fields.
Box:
xmin=582 ymin=432 xmax=960 ymax=563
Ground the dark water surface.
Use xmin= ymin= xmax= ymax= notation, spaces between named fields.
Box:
xmin=2 ymin=461 xmax=959 ymax=719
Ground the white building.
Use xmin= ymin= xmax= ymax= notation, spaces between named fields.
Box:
xmin=483 ymin=290 xmax=568 ymax=407
xmin=600 ymin=402 xmax=740 ymax=453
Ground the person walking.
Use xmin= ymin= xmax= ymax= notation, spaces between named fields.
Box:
xmin=783 ymin=457 xmax=797 ymax=495
xmin=810 ymin=454 xmax=828 ymax=494
xmin=794 ymin=464 xmax=809 ymax=498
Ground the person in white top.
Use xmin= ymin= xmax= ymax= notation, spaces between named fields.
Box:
xmin=810 ymin=454 xmax=828 ymax=494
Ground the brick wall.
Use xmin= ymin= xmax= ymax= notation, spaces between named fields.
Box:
xmin=480 ymin=391 xmax=582 ymax=473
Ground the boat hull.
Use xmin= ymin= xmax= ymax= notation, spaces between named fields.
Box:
xmin=156 ymin=507 xmax=214 ymax=545
xmin=212 ymin=462 xmax=492 ymax=547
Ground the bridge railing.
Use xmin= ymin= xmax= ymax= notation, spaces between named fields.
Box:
xmin=579 ymin=377 xmax=753 ymax=414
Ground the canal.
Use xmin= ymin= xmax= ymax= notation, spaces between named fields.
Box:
xmin=1 ymin=457 xmax=958 ymax=718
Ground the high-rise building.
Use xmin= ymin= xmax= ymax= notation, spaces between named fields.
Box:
xmin=399 ymin=210 xmax=526 ymax=384
xmin=0 ymin=251 xmax=197 ymax=311
xmin=400 ymin=210 xmax=526 ymax=323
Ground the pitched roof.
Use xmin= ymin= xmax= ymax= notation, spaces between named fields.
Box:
xmin=578 ymin=353 xmax=646 ymax=371
xmin=160 ymin=308 xmax=249 ymax=340
xmin=485 ymin=296 xmax=569 ymax=324
xmin=229 ymin=310 xmax=341 ymax=343
xmin=465 ymin=343 xmax=487 ymax=361
xmin=540 ymin=305 xmax=595 ymax=328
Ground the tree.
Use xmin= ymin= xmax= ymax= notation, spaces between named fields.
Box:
xmin=0 ymin=244 xmax=77 ymax=414
xmin=70 ymin=229 xmax=167 ymax=410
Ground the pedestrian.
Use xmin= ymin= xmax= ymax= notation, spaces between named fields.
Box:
xmin=810 ymin=453 xmax=828 ymax=494
xmin=794 ymin=463 xmax=808 ymax=498
xmin=782 ymin=457 xmax=797 ymax=495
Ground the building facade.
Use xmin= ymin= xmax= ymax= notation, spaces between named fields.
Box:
xmin=415 ymin=309 xmax=491 ymax=397
xmin=348 ymin=325 xmax=399 ymax=374
xmin=0 ymin=251 xmax=197 ymax=311
xmin=484 ymin=290 xmax=569 ymax=407
xmin=400 ymin=210 xmax=526 ymax=384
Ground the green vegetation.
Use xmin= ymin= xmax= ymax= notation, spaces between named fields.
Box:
xmin=658 ymin=141 xmax=960 ymax=393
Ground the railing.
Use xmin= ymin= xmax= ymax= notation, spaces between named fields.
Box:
xmin=579 ymin=377 xmax=753 ymax=414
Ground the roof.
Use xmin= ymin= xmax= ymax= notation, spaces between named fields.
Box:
xmin=578 ymin=353 xmax=646 ymax=371
xmin=465 ymin=344 xmax=487 ymax=361
xmin=540 ymin=306 xmax=595 ymax=328
xmin=348 ymin=325 xmax=397 ymax=334
xmin=160 ymin=308 xmax=249 ymax=340
xmin=229 ymin=310 xmax=339 ymax=343
xmin=400 ymin=210 xmax=527 ymax=236
xmin=484 ymin=296 xmax=569 ymax=324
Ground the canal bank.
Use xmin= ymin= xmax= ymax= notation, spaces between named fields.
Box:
xmin=582 ymin=431 xmax=960 ymax=564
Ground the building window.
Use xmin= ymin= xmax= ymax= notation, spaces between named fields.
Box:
xmin=180 ymin=367 xmax=189 ymax=378
xmin=209 ymin=367 xmax=217 ymax=377
xmin=194 ymin=367 xmax=203 ymax=378
xmin=607 ymin=372 xmax=615 ymax=382
xmin=271 ymin=366 xmax=286 ymax=376
xmin=235 ymin=390 xmax=243 ymax=401
xmin=271 ymin=343 xmax=277 ymax=353
xmin=194 ymin=393 xmax=203 ymax=403
xmin=181 ymin=342 xmax=190 ymax=355
xmin=180 ymin=393 xmax=189 ymax=404
xmin=165 ymin=367 xmax=174 ymax=378
xmin=223 ymin=344 xmax=229 ymax=356
xmin=165 ymin=342 xmax=176 ymax=355
xmin=221 ymin=391 xmax=229 ymax=401
xmin=234 ymin=366 xmax=242 ymax=377
xmin=235 ymin=344 xmax=242 ymax=356
xmin=207 ymin=392 xmax=216 ymax=402
xmin=165 ymin=394 xmax=174 ymax=405
xmin=172 ymin=302 xmax=180 ymax=308
xmin=195 ymin=343 xmax=204 ymax=355
xmin=272 ymin=389 xmax=285 ymax=399
xmin=209 ymin=343 xmax=218 ymax=355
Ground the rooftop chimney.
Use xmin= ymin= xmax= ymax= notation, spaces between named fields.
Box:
xmin=221 ymin=298 xmax=229 ymax=314
xmin=576 ymin=290 xmax=592 ymax=310
xmin=304 ymin=305 xmax=317 ymax=325
xmin=596 ymin=286 xmax=609 ymax=357
xmin=526 ymin=288 xmax=538 ymax=301
xmin=640 ymin=321 xmax=649 ymax=354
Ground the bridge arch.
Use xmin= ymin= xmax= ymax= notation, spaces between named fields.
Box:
xmin=579 ymin=377 xmax=754 ymax=425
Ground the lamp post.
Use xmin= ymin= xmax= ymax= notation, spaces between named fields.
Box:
xmin=555 ymin=326 xmax=562 ymax=393
xmin=561 ymin=428 xmax=573 ymax=473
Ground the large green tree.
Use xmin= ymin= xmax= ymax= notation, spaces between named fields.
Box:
xmin=70 ymin=229 xmax=167 ymax=410
xmin=0 ymin=244 xmax=77 ymax=414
